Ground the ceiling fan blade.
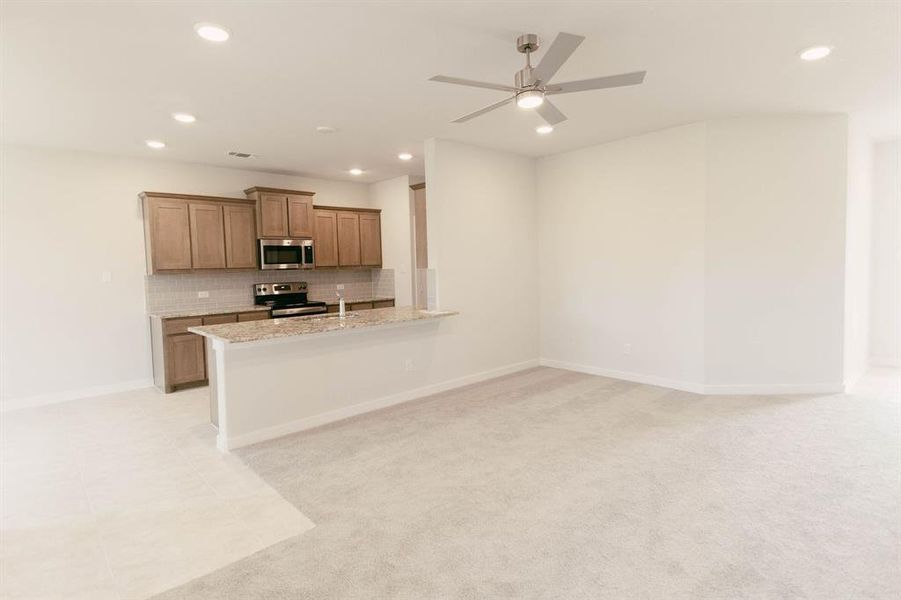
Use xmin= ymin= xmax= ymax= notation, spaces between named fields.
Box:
xmin=531 ymin=32 xmax=585 ymax=85
xmin=535 ymin=99 xmax=567 ymax=125
xmin=546 ymin=71 xmax=646 ymax=94
xmin=429 ymin=75 xmax=517 ymax=93
xmin=452 ymin=97 xmax=515 ymax=123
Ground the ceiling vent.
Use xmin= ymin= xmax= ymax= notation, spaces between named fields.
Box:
xmin=226 ymin=151 xmax=257 ymax=159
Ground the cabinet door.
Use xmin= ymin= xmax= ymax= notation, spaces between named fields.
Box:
xmin=258 ymin=194 xmax=288 ymax=238
xmin=313 ymin=210 xmax=339 ymax=267
xmin=166 ymin=333 xmax=205 ymax=385
xmin=149 ymin=200 xmax=192 ymax=271
xmin=238 ymin=311 xmax=269 ymax=322
xmin=287 ymin=196 xmax=314 ymax=238
xmin=202 ymin=313 xmax=237 ymax=326
xmin=189 ymin=204 xmax=226 ymax=269
xmin=337 ymin=212 xmax=361 ymax=267
xmin=223 ymin=205 xmax=257 ymax=269
xmin=359 ymin=213 xmax=382 ymax=267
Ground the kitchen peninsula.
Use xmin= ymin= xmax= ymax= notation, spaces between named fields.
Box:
xmin=190 ymin=306 xmax=458 ymax=450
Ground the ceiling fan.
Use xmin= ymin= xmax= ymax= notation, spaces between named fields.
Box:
xmin=429 ymin=32 xmax=646 ymax=125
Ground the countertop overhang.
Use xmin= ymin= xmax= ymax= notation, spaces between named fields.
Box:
xmin=189 ymin=306 xmax=458 ymax=346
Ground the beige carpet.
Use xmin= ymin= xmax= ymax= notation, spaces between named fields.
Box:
xmin=154 ymin=367 xmax=900 ymax=599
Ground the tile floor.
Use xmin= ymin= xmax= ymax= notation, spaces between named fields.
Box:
xmin=0 ymin=386 xmax=314 ymax=600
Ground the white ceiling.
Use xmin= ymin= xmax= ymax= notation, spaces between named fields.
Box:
xmin=2 ymin=1 xmax=899 ymax=183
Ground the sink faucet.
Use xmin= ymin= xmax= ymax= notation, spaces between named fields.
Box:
xmin=336 ymin=284 xmax=346 ymax=318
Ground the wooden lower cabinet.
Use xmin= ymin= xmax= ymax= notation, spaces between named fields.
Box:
xmin=166 ymin=334 xmax=205 ymax=387
xmin=151 ymin=310 xmax=269 ymax=393
xmin=326 ymin=299 xmax=394 ymax=313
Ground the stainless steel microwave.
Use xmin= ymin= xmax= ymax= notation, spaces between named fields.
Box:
xmin=259 ymin=239 xmax=314 ymax=270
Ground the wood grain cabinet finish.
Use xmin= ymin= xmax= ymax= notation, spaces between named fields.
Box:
xmin=141 ymin=192 xmax=259 ymax=273
xmin=359 ymin=213 xmax=382 ymax=267
xmin=258 ymin=193 xmax=289 ymax=238
xmin=146 ymin=199 xmax=193 ymax=271
xmin=223 ymin=205 xmax=257 ymax=268
xmin=151 ymin=311 xmax=270 ymax=393
xmin=337 ymin=212 xmax=362 ymax=267
xmin=238 ymin=311 xmax=269 ymax=322
xmin=245 ymin=187 xmax=316 ymax=239
xmin=313 ymin=210 xmax=339 ymax=267
xmin=165 ymin=333 xmax=205 ymax=386
xmin=287 ymin=196 xmax=314 ymax=237
xmin=372 ymin=300 xmax=395 ymax=309
xmin=189 ymin=204 xmax=227 ymax=269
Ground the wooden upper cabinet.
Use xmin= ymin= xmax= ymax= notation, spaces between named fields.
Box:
xmin=189 ymin=203 xmax=227 ymax=269
xmin=142 ymin=192 xmax=258 ymax=273
xmin=258 ymin=194 xmax=288 ymax=238
xmin=146 ymin=199 xmax=192 ymax=272
xmin=287 ymin=196 xmax=314 ymax=237
xmin=359 ymin=213 xmax=382 ymax=267
xmin=245 ymin=187 xmax=316 ymax=239
xmin=336 ymin=211 xmax=361 ymax=267
xmin=223 ymin=205 xmax=257 ymax=268
xmin=314 ymin=210 xmax=339 ymax=267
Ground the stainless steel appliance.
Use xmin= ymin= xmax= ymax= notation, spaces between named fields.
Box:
xmin=258 ymin=239 xmax=314 ymax=270
xmin=254 ymin=282 xmax=327 ymax=318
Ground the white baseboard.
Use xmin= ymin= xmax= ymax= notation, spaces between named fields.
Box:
xmin=1 ymin=378 xmax=154 ymax=413
xmin=539 ymin=358 xmax=706 ymax=394
xmin=870 ymin=356 xmax=901 ymax=368
xmin=702 ymin=382 xmax=845 ymax=395
xmin=540 ymin=358 xmax=844 ymax=396
xmin=220 ymin=359 xmax=540 ymax=450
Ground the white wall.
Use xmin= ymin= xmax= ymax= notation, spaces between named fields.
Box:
xmin=843 ymin=120 xmax=874 ymax=385
xmin=423 ymin=139 xmax=539 ymax=379
xmin=537 ymin=116 xmax=850 ymax=393
xmin=537 ymin=123 xmax=707 ymax=391
xmin=870 ymin=139 xmax=901 ymax=366
xmin=369 ymin=175 xmax=414 ymax=307
xmin=704 ymin=116 xmax=848 ymax=391
xmin=0 ymin=144 xmax=370 ymax=408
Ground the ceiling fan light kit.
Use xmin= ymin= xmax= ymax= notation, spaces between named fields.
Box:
xmin=430 ymin=31 xmax=647 ymax=126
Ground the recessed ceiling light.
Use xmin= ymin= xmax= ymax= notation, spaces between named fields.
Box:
xmin=397 ymin=152 xmax=413 ymax=161
xmin=172 ymin=112 xmax=196 ymax=123
xmin=536 ymin=125 xmax=554 ymax=134
xmin=799 ymin=46 xmax=832 ymax=61
xmin=516 ymin=90 xmax=545 ymax=109
xmin=194 ymin=23 xmax=230 ymax=42
xmin=145 ymin=140 xmax=166 ymax=149
xmin=316 ymin=126 xmax=337 ymax=134
xmin=349 ymin=168 xmax=363 ymax=176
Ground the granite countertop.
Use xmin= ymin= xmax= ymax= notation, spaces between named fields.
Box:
xmin=321 ymin=296 xmax=395 ymax=306
xmin=189 ymin=306 xmax=457 ymax=345
xmin=148 ymin=305 xmax=271 ymax=319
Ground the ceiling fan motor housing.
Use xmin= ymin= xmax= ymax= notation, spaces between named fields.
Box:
xmin=516 ymin=33 xmax=540 ymax=53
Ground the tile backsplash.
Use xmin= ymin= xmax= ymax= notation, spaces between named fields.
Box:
xmin=146 ymin=269 xmax=395 ymax=313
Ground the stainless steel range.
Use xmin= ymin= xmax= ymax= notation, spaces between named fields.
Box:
xmin=254 ymin=282 xmax=327 ymax=318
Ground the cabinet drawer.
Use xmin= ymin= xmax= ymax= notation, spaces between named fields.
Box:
xmin=372 ymin=300 xmax=395 ymax=309
xmin=163 ymin=317 xmax=203 ymax=336
xmin=238 ymin=311 xmax=269 ymax=322
xmin=326 ymin=304 xmax=339 ymax=314
xmin=348 ymin=302 xmax=374 ymax=311
xmin=202 ymin=314 xmax=237 ymax=326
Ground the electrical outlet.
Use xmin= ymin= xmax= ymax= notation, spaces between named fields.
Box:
xmin=100 ymin=271 xmax=112 ymax=283
xmin=624 ymin=343 xmax=632 ymax=356
xmin=404 ymin=358 xmax=414 ymax=372
xmin=197 ymin=291 xmax=210 ymax=299
xmin=336 ymin=284 xmax=345 ymax=290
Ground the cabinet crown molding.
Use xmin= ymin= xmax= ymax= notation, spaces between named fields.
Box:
xmin=140 ymin=191 xmax=255 ymax=205
xmin=244 ymin=186 xmax=316 ymax=196
xmin=313 ymin=204 xmax=381 ymax=214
